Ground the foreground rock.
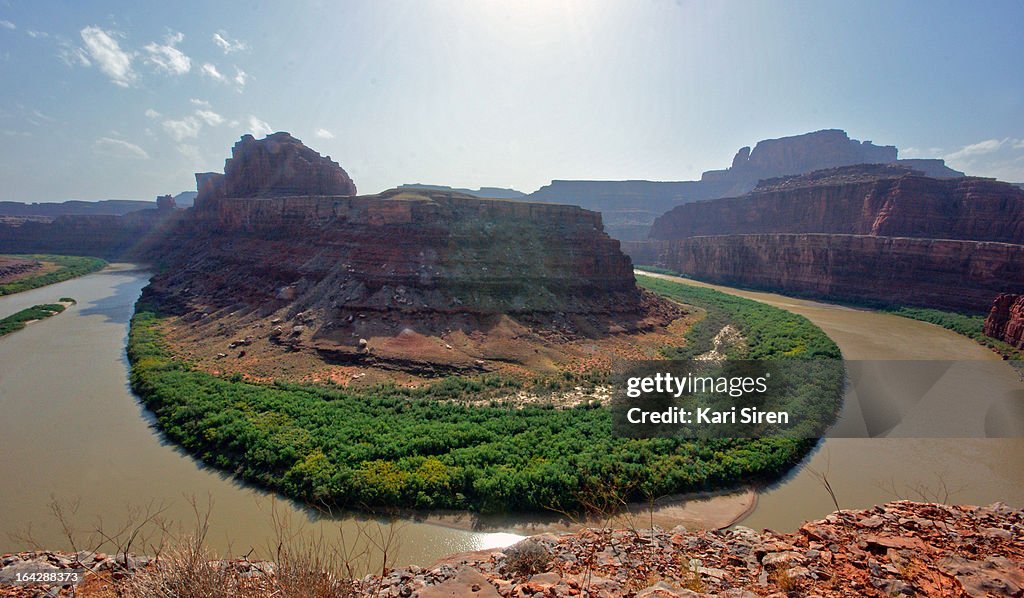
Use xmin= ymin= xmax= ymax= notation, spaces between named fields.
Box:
xmin=985 ymin=294 xmax=1024 ymax=349
xmin=3 ymin=501 xmax=1020 ymax=596
xmin=357 ymin=501 xmax=1022 ymax=597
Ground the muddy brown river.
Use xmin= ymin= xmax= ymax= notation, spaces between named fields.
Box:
xmin=0 ymin=265 xmax=1020 ymax=569
xmin=639 ymin=271 xmax=1024 ymax=531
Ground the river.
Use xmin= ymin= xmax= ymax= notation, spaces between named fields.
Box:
xmin=639 ymin=271 xmax=1024 ymax=531
xmin=0 ymin=265 xmax=523 ymax=571
xmin=1 ymin=265 xmax=1021 ymax=568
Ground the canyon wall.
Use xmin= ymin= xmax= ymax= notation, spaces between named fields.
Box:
xmin=527 ymin=129 xmax=964 ymax=240
xmin=984 ymin=294 xmax=1024 ymax=348
xmin=653 ymin=234 xmax=1024 ymax=311
xmin=153 ymin=188 xmax=641 ymax=318
xmin=650 ymin=165 xmax=1024 ymax=243
xmin=632 ymin=165 xmax=1024 ymax=312
xmin=0 ymin=206 xmax=183 ymax=259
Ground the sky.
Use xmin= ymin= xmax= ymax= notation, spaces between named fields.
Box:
xmin=1 ymin=0 xmax=1022 ymax=202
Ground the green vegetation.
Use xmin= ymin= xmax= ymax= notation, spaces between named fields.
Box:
xmin=885 ymin=306 xmax=1024 ymax=360
xmin=636 ymin=275 xmax=841 ymax=360
xmin=0 ymin=254 xmax=106 ymax=296
xmin=635 ymin=264 xmax=1023 ymax=360
xmin=127 ymin=275 xmax=843 ymax=514
xmin=0 ymin=302 xmax=70 ymax=336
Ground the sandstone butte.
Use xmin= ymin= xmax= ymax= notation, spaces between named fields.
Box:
xmin=627 ymin=164 xmax=1024 ymax=313
xmin=985 ymin=294 xmax=1024 ymax=349
xmin=143 ymin=132 xmax=688 ymax=383
xmin=1 ymin=501 xmax=1020 ymax=597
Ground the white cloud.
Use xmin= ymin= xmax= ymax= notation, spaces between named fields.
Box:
xmin=233 ymin=67 xmax=247 ymax=88
xmin=162 ymin=116 xmax=201 ymax=141
xmin=0 ymin=20 xmax=15 ymax=30
xmin=945 ymin=138 xmax=1005 ymax=162
xmin=200 ymin=62 xmax=224 ymax=81
xmin=189 ymin=98 xmax=210 ymax=107
xmin=247 ymin=116 xmax=273 ymax=137
xmin=57 ymin=40 xmax=91 ymax=67
xmin=26 ymin=29 xmax=48 ymax=39
xmin=31 ymin=109 xmax=55 ymax=123
xmin=195 ymin=109 xmax=223 ymax=126
xmin=79 ymin=26 xmax=136 ymax=87
xmin=212 ymin=31 xmax=248 ymax=54
xmin=177 ymin=143 xmax=202 ymax=163
xmin=143 ymin=31 xmax=191 ymax=75
xmin=144 ymin=108 xmax=161 ymax=119
xmin=314 ymin=128 xmax=335 ymax=139
xmin=94 ymin=136 xmax=149 ymax=159
xmin=943 ymin=137 xmax=1024 ymax=182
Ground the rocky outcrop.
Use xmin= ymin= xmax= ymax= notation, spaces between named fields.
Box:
xmin=985 ymin=294 xmax=1024 ymax=348
xmin=636 ymin=164 xmax=1024 ymax=311
xmin=701 ymin=129 xmax=896 ymax=187
xmin=152 ymin=188 xmax=641 ymax=318
xmin=650 ymin=165 xmax=1024 ymax=244
xmin=649 ymin=234 xmax=1024 ymax=311
xmin=527 ymin=130 xmax=964 ymax=240
xmin=364 ymin=501 xmax=1021 ymax=598
xmin=4 ymin=501 xmax=1018 ymax=596
xmin=144 ymin=134 xmax=658 ymax=377
xmin=195 ymin=132 xmax=356 ymax=204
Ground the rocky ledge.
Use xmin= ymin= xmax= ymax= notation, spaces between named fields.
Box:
xmin=985 ymin=294 xmax=1024 ymax=349
xmin=358 ymin=501 xmax=1022 ymax=597
xmin=5 ymin=501 xmax=1019 ymax=597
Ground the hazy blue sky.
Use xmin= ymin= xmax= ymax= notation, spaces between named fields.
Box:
xmin=1 ymin=1 xmax=1022 ymax=201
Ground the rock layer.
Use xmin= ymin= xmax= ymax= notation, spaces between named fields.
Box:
xmin=985 ymin=294 xmax=1024 ymax=349
xmin=648 ymin=234 xmax=1024 ymax=312
xmin=528 ymin=130 xmax=964 ymax=240
xmin=635 ymin=165 xmax=1024 ymax=311
xmin=152 ymin=188 xmax=640 ymax=318
xmin=650 ymin=165 xmax=1024 ymax=243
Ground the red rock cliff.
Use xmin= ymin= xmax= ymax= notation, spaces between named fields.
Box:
xmin=984 ymin=294 xmax=1024 ymax=348
xmin=636 ymin=165 xmax=1024 ymax=311
xmin=651 ymin=165 xmax=1024 ymax=244
xmin=195 ymin=132 xmax=356 ymax=203
xmin=653 ymin=234 xmax=1024 ymax=311
xmin=158 ymin=188 xmax=640 ymax=316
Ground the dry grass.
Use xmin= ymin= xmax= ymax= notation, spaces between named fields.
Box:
xmin=10 ymin=496 xmax=402 ymax=598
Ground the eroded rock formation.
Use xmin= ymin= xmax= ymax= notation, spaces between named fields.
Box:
xmin=985 ymin=294 xmax=1024 ymax=349
xmin=146 ymin=134 xmax=679 ymax=381
xmin=634 ymin=164 xmax=1024 ymax=311
xmin=654 ymin=234 xmax=1024 ymax=312
xmin=155 ymin=188 xmax=641 ymax=317
xmin=527 ymin=129 xmax=964 ymax=240
xmin=195 ymin=132 xmax=356 ymax=204
xmin=650 ymin=165 xmax=1024 ymax=244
